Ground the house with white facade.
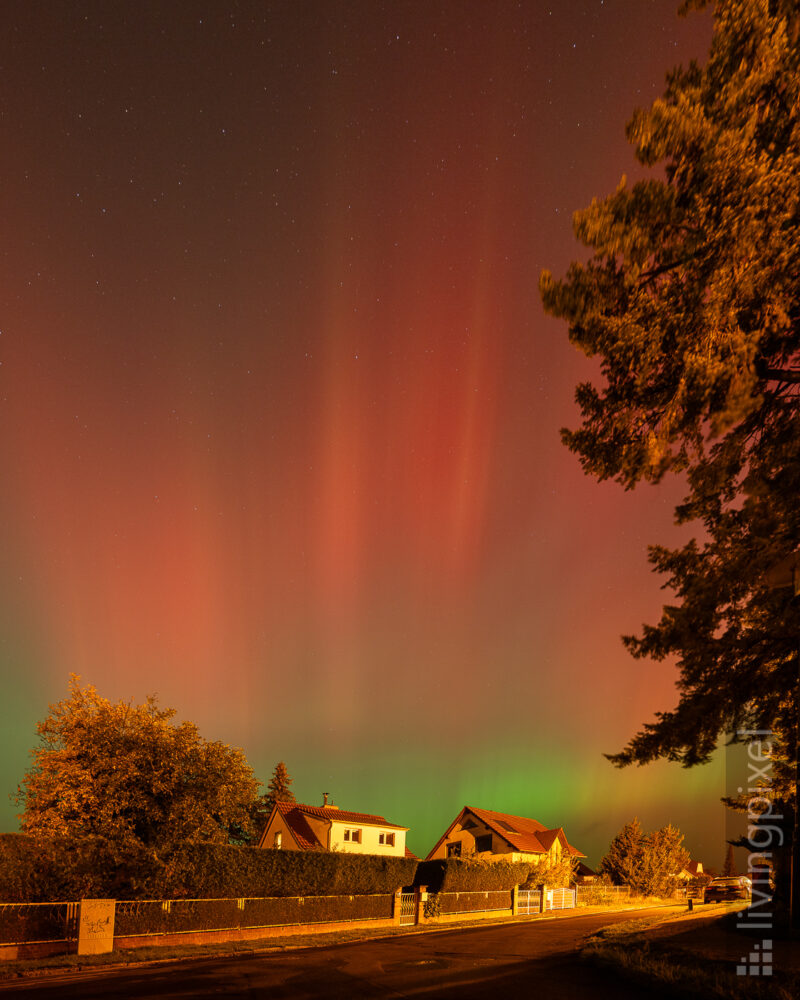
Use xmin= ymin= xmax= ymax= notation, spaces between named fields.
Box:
xmin=256 ymin=797 xmax=412 ymax=858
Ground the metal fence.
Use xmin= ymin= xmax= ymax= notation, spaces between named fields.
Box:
xmin=575 ymin=884 xmax=631 ymax=905
xmin=114 ymin=894 xmax=392 ymax=937
xmin=517 ymin=889 xmax=541 ymax=914
xmin=399 ymin=893 xmax=416 ymax=925
xmin=680 ymin=880 xmax=708 ymax=900
xmin=0 ymin=902 xmax=79 ymax=945
xmin=547 ymin=888 xmax=575 ymax=910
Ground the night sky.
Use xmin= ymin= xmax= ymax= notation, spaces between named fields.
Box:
xmin=1 ymin=1 xmax=723 ymax=866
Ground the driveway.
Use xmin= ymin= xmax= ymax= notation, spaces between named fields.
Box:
xmin=4 ymin=907 xmax=666 ymax=998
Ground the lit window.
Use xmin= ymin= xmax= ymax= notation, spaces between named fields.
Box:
xmin=379 ymin=832 xmax=395 ymax=846
xmin=274 ymin=831 xmax=282 ymax=849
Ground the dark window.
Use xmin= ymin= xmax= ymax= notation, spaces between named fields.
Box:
xmin=474 ymin=834 xmax=492 ymax=853
xmin=447 ymin=842 xmax=461 ymax=858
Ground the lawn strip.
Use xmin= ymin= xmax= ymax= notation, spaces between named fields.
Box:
xmin=583 ymin=906 xmax=797 ymax=999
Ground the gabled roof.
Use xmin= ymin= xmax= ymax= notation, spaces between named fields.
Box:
xmin=270 ymin=801 xmax=325 ymax=850
xmin=468 ymin=806 xmax=585 ymax=858
xmin=289 ymin=803 xmax=408 ymax=830
xmin=426 ymin=806 xmax=585 ymax=860
xmin=683 ymin=860 xmax=705 ymax=877
xmin=259 ymin=800 xmax=408 ymax=851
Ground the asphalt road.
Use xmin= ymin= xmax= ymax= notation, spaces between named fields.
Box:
xmin=5 ymin=907 xmax=666 ymax=999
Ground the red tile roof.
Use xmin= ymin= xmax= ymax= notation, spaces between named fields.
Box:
xmin=290 ymin=803 xmax=408 ymax=829
xmin=273 ymin=801 xmax=324 ymax=850
xmin=427 ymin=806 xmax=585 ymax=860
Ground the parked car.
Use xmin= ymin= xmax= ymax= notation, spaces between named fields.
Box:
xmin=704 ymin=876 xmax=751 ymax=903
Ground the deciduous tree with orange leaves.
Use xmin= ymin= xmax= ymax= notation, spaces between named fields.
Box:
xmin=16 ymin=676 xmax=260 ymax=877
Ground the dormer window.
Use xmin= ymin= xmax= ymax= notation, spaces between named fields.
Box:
xmin=343 ymin=828 xmax=362 ymax=843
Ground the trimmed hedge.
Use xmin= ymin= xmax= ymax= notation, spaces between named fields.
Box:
xmin=159 ymin=845 xmax=417 ymax=899
xmin=414 ymin=857 xmax=530 ymax=893
xmin=0 ymin=836 xmax=417 ymax=902
xmin=0 ymin=834 xmax=125 ymax=902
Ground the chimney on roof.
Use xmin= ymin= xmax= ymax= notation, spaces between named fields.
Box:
xmin=323 ymin=792 xmax=329 ymax=807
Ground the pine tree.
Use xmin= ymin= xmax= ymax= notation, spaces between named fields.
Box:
xmin=640 ymin=824 xmax=690 ymax=898
xmin=265 ymin=761 xmax=296 ymax=811
xmin=601 ymin=819 xmax=689 ymax=897
xmin=723 ymin=844 xmax=736 ymax=876
xmin=540 ymin=0 xmax=800 ymax=765
xmin=600 ymin=818 xmax=645 ymax=887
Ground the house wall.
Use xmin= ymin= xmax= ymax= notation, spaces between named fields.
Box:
xmin=303 ymin=814 xmax=331 ymax=849
xmin=329 ymin=821 xmax=406 ymax=856
xmin=262 ymin=811 xmax=301 ymax=850
xmin=428 ymin=817 xmax=511 ymax=860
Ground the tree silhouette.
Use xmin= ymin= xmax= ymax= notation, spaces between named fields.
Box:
xmin=723 ymin=844 xmax=736 ymax=877
xmin=541 ymin=0 xmax=800 ymax=768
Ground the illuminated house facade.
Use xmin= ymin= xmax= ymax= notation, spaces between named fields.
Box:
xmin=426 ymin=805 xmax=585 ymax=865
xmin=256 ymin=798 xmax=410 ymax=857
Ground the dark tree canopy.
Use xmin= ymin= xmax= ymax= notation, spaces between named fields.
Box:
xmin=541 ymin=0 xmax=800 ymax=769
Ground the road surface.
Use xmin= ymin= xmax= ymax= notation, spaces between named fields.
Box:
xmin=4 ymin=907 xmax=667 ymax=998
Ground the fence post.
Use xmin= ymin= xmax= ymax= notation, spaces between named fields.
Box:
xmin=393 ymin=889 xmax=403 ymax=926
xmin=511 ymin=884 xmax=519 ymax=916
xmin=77 ymin=899 xmax=116 ymax=955
xmin=539 ymin=884 xmax=547 ymax=914
xmin=416 ymin=885 xmax=428 ymax=925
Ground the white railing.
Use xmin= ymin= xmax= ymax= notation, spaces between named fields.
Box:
xmin=517 ymin=889 xmax=541 ymax=914
xmin=547 ymin=888 xmax=575 ymax=910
